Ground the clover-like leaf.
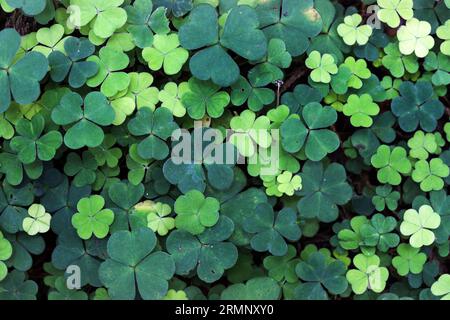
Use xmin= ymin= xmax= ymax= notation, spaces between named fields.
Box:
xmin=346 ymin=254 xmax=389 ymax=294
xmin=63 ymin=151 xmax=98 ymax=187
xmin=243 ymin=203 xmax=301 ymax=257
xmin=338 ymin=216 xmax=373 ymax=253
xmin=437 ymin=20 xmax=450 ymax=56
xmin=231 ymin=76 xmax=275 ymax=112
xmin=294 ymin=251 xmax=348 ymax=300
xmin=6 ymin=0 xmax=46 ymax=15
xmin=305 ymin=50 xmax=338 ymax=84
xmin=0 ymin=231 xmax=13 ymax=281
xmin=408 ymin=131 xmax=438 ymax=160
xmin=120 ymin=72 xmax=160 ymax=113
xmin=397 ymin=18 xmax=434 ymax=58
xmin=400 ymin=205 xmax=441 ymax=248
xmin=263 ymin=245 xmax=299 ymax=284
xmin=99 ymin=228 xmax=175 ymax=300
xmin=339 ymin=214 xmax=399 ymax=254
xmin=48 ymin=277 xmax=88 ymax=300
xmin=51 ymin=228 xmax=105 ymax=287
xmin=230 ymin=109 xmax=272 ymax=158
xmin=181 ymin=78 xmax=230 ymax=120
xmin=22 ymin=204 xmax=51 ymax=236
xmin=297 ymin=161 xmax=352 ymax=223
xmin=0 ymin=182 xmax=35 ymax=233
xmin=174 ymin=190 xmax=220 ymax=235
xmin=276 ymin=171 xmax=302 ymax=196
xmin=0 ymin=106 xmax=21 ymax=140
xmin=51 ymin=92 xmax=116 ymax=149
xmin=377 ymin=0 xmax=413 ymax=28
xmin=0 ymin=29 xmax=48 ymax=113
xmin=125 ymin=0 xmax=170 ymax=48
xmin=179 ymin=4 xmax=267 ymax=86
xmin=0 ymin=270 xmax=38 ymax=300
xmin=411 ymin=159 xmax=450 ymax=192
xmin=166 ymin=216 xmax=238 ymax=283
xmin=48 ymin=37 xmax=98 ymax=89
xmin=423 ymin=52 xmax=450 ymax=87
xmin=372 ymin=185 xmax=400 ymax=211
xmin=71 ymin=195 xmax=114 ymax=240
xmin=392 ymin=243 xmax=427 ymax=276
xmin=33 ymin=24 xmax=65 ymax=57
xmin=0 ymin=146 xmax=43 ymax=187
xmin=381 ymin=43 xmax=418 ymax=78
xmin=255 ymin=0 xmax=323 ymax=57
xmin=159 ymin=82 xmax=188 ymax=117
xmin=343 ymin=94 xmax=380 ymax=128
xmin=163 ymin=129 xmax=236 ymax=194
xmin=69 ymin=0 xmax=127 ymax=39
xmin=91 ymin=134 xmax=123 ymax=168
xmin=10 ymin=114 xmax=62 ymax=164
xmin=332 ymin=57 xmax=371 ymax=94
xmin=371 ymin=145 xmax=412 ymax=185
xmin=281 ymin=103 xmax=339 ymax=161
xmin=142 ymin=33 xmax=188 ymax=75
xmin=2 ymin=0 xmax=450 ymax=301
xmin=431 ymin=274 xmax=450 ymax=300
xmin=87 ymin=47 xmax=130 ymax=97
xmin=127 ymin=107 xmax=178 ymax=160
xmin=133 ymin=200 xmax=174 ymax=236
xmin=337 ymin=14 xmax=372 ymax=46
xmin=163 ymin=289 xmax=188 ymax=300
xmin=107 ymin=181 xmax=147 ymax=232
xmin=267 ymin=38 xmax=292 ymax=69
xmin=366 ymin=214 xmax=400 ymax=252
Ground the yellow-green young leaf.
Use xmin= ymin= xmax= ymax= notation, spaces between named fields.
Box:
xmin=346 ymin=254 xmax=389 ymax=294
xmin=133 ymin=200 xmax=175 ymax=236
xmin=0 ymin=231 xmax=13 ymax=280
xmin=72 ymin=195 xmax=115 ymax=240
xmin=110 ymin=96 xmax=135 ymax=126
xmin=391 ymin=244 xmax=427 ymax=276
xmin=437 ymin=20 xmax=450 ymax=56
xmin=377 ymin=0 xmax=413 ymax=28
xmin=229 ymin=110 xmax=272 ymax=157
xmin=400 ymin=205 xmax=441 ymax=248
xmin=70 ymin=0 xmax=127 ymax=38
xmin=142 ymin=33 xmax=189 ymax=75
xmin=397 ymin=18 xmax=434 ymax=58
xmin=305 ymin=51 xmax=338 ymax=83
xmin=163 ymin=289 xmax=188 ymax=300
xmin=337 ymin=14 xmax=372 ymax=46
xmin=0 ymin=0 xmax=14 ymax=12
xmin=174 ymin=190 xmax=220 ymax=235
xmin=124 ymin=72 xmax=159 ymax=110
xmin=343 ymin=94 xmax=380 ymax=128
xmin=276 ymin=171 xmax=302 ymax=196
xmin=23 ymin=204 xmax=51 ymax=236
xmin=33 ymin=24 xmax=66 ymax=57
xmin=431 ymin=274 xmax=450 ymax=300
xmin=159 ymin=82 xmax=189 ymax=117
xmin=0 ymin=232 xmax=12 ymax=261
xmin=86 ymin=47 xmax=130 ymax=97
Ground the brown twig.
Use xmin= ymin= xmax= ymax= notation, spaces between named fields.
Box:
xmin=280 ymin=66 xmax=306 ymax=94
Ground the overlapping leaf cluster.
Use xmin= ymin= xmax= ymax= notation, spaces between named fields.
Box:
xmin=0 ymin=0 xmax=449 ymax=301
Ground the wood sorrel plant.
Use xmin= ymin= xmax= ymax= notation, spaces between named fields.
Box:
xmin=0 ymin=0 xmax=449 ymax=301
